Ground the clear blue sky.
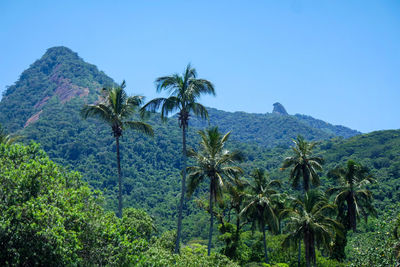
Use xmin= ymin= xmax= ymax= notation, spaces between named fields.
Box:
xmin=1 ymin=0 xmax=399 ymax=133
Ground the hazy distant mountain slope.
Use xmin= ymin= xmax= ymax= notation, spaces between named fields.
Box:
xmin=189 ymin=107 xmax=360 ymax=148
xmin=295 ymin=113 xmax=361 ymax=138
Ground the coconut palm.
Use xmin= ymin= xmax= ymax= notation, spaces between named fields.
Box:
xmin=282 ymin=190 xmax=343 ymax=267
xmin=281 ymin=136 xmax=323 ymax=266
xmin=141 ymin=64 xmax=215 ymax=253
xmin=281 ymin=135 xmax=323 ymax=192
xmin=327 ymin=160 xmax=376 ymax=231
xmin=240 ymin=168 xmax=281 ymax=264
xmin=226 ymin=177 xmax=248 ymax=242
xmin=187 ymin=127 xmax=243 ymax=256
xmin=81 ymin=81 xmax=153 ymax=218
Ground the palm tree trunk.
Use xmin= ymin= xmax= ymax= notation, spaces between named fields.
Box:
xmin=116 ymin=136 xmax=122 ymax=218
xmin=304 ymin=229 xmax=316 ymax=267
xmin=303 ymin=165 xmax=310 ymax=192
xmin=232 ymin=211 xmax=240 ymax=258
xmin=175 ymin=125 xmax=187 ymax=254
xmin=208 ymin=182 xmax=214 ymax=256
xmin=298 ymin=239 xmax=301 ymax=267
xmin=235 ymin=211 xmax=240 ymax=242
xmin=305 ymin=233 xmax=310 ymax=267
xmin=262 ymin=220 xmax=269 ymax=264
xmin=348 ymin=192 xmax=357 ymax=231
xmin=310 ymin=233 xmax=316 ymax=267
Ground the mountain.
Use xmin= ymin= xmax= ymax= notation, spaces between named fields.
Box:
xmin=1 ymin=46 xmax=391 ymax=243
xmin=0 ymin=46 xmax=114 ymax=131
xmin=294 ymin=113 xmax=361 ymax=138
xmin=189 ymin=106 xmax=360 ymax=148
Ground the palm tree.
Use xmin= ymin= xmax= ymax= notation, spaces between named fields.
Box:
xmin=240 ymin=168 xmax=281 ymax=264
xmin=281 ymin=135 xmax=324 ymax=266
xmin=141 ymin=64 xmax=215 ymax=253
xmin=282 ymin=190 xmax=343 ymax=267
xmin=281 ymin=135 xmax=323 ymax=192
xmin=226 ymin=177 xmax=247 ymax=244
xmin=272 ymin=192 xmax=291 ymax=234
xmin=186 ymin=127 xmax=243 ymax=256
xmin=327 ymin=160 xmax=376 ymax=231
xmin=81 ymin=81 xmax=153 ymax=218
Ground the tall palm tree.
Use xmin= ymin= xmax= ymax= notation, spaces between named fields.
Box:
xmin=281 ymin=135 xmax=324 ymax=192
xmin=81 ymin=81 xmax=153 ymax=218
xmin=186 ymin=127 xmax=243 ymax=256
xmin=282 ymin=190 xmax=343 ymax=267
xmin=240 ymin=168 xmax=281 ymax=264
xmin=327 ymin=160 xmax=376 ymax=231
xmin=281 ymin=135 xmax=323 ymax=266
xmin=141 ymin=64 xmax=215 ymax=253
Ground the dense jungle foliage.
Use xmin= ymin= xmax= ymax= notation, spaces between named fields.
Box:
xmin=189 ymin=107 xmax=360 ymax=148
xmin=0 ymin=46 xmax=399 ymax=266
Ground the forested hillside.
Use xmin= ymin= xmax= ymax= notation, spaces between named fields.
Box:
xmin=190 ymin=107 xmax=360 ymax=148
xmin=1 ymin=46 xmax=399 ymax=266
xmin=0 ymin=46 xmax=113 ymax=131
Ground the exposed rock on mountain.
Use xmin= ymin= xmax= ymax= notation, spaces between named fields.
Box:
xmin=272 ymin=102 xmax=288 ymax=115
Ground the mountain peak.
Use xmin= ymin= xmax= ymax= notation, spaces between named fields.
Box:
xmin=44 ymin=46 xmax=80 ymax=59
xmin=0 ymin=46 xmax=114 ymax=130
xmin=272 ymin=102 xmax=288 ymax=115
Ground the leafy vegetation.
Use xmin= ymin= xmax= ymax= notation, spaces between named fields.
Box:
xmin=0 ymin=143 xmax=149 ymax=265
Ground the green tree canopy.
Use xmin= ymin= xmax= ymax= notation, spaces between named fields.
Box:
xmin=0 ymin=143 xmax=150 ymax=265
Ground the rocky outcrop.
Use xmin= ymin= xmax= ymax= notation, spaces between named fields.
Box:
xmin=50 ymin=65 xmax=89 ymax=103
xmin=272 ymin=102 xmax=288 ymax=115
xmin=24 ymin=110 xmax=43 ymax=128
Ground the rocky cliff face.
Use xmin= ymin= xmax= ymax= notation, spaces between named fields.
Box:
xmin=272 ymin=102 xmax=288 ymax=115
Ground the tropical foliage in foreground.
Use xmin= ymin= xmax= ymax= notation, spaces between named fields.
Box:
xmin=0 ymin=143 xmax=148 ymax=265
xmin=0 ymin=142 xmax=238 ymax=266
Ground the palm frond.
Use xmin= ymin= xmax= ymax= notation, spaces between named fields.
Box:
xmin=188 ymin=102 xmax=209 ymax=120
xmin=124 ymin=121 xmax=154 ymax=137
xmin=127 ymin=95 xmax=144 ymax=107
xmin=155 ymin=75 xmax=181 ymax=94
xmin=187 ymin=170 xmax=206 ymax=197
xmin=81 ymin=104 xmax=113 ymax=124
